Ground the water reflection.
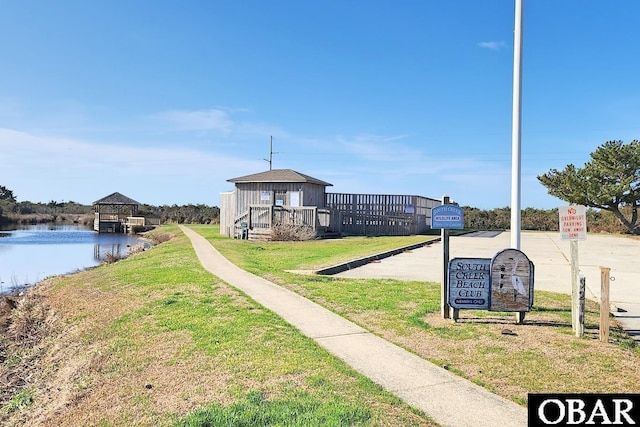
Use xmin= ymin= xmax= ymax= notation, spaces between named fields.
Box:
xmin=0 ymin=224 xmax=145 ymax=294
xmin=93 ymin=242 xmax=145 ymax=260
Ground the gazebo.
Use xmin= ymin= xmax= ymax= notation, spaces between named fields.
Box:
xmin=93 ymin=192 xmax=142 ymax=233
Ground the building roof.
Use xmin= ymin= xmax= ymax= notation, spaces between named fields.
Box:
xmin=227 ymin=169 xmax=333 ymax=186
xmin=93 ymin=192 xmax=142 ymax=205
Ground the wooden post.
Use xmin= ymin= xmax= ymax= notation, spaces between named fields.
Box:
xmin=570 ymin=240 xmax=580 ymax=334
xmin=440 ymin=195 xmax=450 ymax=319
xmin=600 ymin=267 xmax=611 ymax=343
xmin=312 ymin=207 xmax=317 ymax=234
xmin=577 ymin=275 xmax=585 ymax=337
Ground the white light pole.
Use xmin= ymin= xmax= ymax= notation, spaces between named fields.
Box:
xmin=511 ymin=0 xmax=524 ymax=250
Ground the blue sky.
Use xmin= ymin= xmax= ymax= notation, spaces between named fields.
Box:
xmin=1 ymin=1 xmax=638 ymax=209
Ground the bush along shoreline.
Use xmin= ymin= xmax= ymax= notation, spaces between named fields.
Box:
xmin=0 ymin=229 xmax=175 ymax=420
xmin=0 ymin=198 xmax=221 ymax=227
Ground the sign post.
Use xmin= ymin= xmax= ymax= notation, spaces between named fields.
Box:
xmin=432 ymin=196 xmax=464 ymax=319
xmin=441 ymin=213 xmax=450 ymax=320
xmin=600 ymin=267 xmax=611 ymax=343
xmin=559 ymin=205 xmax=587 ymax=336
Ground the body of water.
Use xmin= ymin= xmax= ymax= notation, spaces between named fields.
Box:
xmin=0 ymin=224 xmax=145 ymax=294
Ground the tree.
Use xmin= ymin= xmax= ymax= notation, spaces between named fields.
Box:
xmin=537 ymin=140 xmax=640 ymax=234
xmin=0 ymin=185 xmax=16 ymax=202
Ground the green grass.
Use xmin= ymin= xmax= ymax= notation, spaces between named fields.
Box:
xmin=175 ymin=389 xmax=372 ymax=427
xmin=13 ymin=223 xmax=636 ymax=424
xmin=24 ymin=224 xmax=434 ymax=426
xmin=190 ymin=224 xmax=439 ymax=273
xmin=186 ymin=223 xmax=640 ymax=406
xmin=1 ymin=389 xmax=34 ymax=415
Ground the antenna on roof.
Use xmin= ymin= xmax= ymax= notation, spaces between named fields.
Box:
xmin=263 ymin=135 xmax=279 ymax=170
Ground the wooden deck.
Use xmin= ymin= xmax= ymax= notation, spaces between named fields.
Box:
xmin=94 ymin=213 xmax=160 ymax=234
xmin=232 ymin=192 xmax=440 ymax=240
xmin=326 ymin=192 xmax=440 ymax=236
xmin=233 ymin=206 xmax=334 ymax=240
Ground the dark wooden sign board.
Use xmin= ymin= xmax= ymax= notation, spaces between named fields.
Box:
xmin=448 ymin=258 xmax=491 ymax=310
xmin=489 ymin=248 xmax=534 ymax=312
xmin=447 ymin=249 xmax=534 ymax=316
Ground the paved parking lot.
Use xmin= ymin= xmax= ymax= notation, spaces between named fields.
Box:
xmin=335 ymin=231 xmax=640 ymax=338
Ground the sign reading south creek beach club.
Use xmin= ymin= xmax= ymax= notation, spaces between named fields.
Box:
xmin=447 ymin=249 xmax=535 ymax=312
xmin=448 ymin=258 xmax=491 ymax=310
xmin=431 ymin=204 xmax=464 ymax=229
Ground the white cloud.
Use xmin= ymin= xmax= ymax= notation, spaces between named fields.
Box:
xmin=0 ymin=128 xmax=263 ymax=204
xmin=478 ymin=41 xmax=506 ymax=51
xmin=301 ymin=133 xmax=518 ymax=207
xmin=337 ymin=134 xmax=417 ymax=162
xmin=0 ymin=122 xmax=557 ymax=209
xmin=155 ymin=109 xmax=234 ymax=133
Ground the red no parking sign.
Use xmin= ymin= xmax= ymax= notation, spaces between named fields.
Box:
xmin=559 ymin=205 xmax=587 ymax=241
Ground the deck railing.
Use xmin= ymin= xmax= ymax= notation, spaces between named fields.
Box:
xmin=95 ymin=213 xmax=161 ymax=233
xmin=325 ymin=192 xmax=439 ymax=235
xmin=234 ymin=205 xmax=327 ymax=239
xmin=230 ymin=194 xmax=436 ymax=239
xmin=96 ymin=212 xmax=121 ymax=222
xmin=126 ymin=217 xmax=146 ymax=226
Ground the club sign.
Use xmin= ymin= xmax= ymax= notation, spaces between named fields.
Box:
xmin=447 ymin=249 xmax=535 ymax=312
xmin=448 ymin=258 xmax=491 ymax=310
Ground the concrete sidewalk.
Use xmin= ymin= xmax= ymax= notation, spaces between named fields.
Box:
xmin=335 ymin=231 xmax=640 ymax=340
xmin=179 ymin=225 xmax=527 ymax=427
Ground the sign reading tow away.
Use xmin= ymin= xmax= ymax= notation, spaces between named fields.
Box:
xmin=431 ymin=205 xmax=464 ymax=229
xmin=559 ymin=205 xmax=587 ymax=241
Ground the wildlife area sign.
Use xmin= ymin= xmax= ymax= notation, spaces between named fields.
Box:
xmin=431 ymin=204 xmax=464 ymax=229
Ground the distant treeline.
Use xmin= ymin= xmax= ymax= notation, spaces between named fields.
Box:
xmin=0 ymin=200 xmax=93 ymax=225
xmin=0 ymin=200 xmax=220 ymax=226
xmin=140 ymin=204 xmax=220 ymax=225
xmin=0 ymin=199 xmax=630 ymax=234
xmin=463 ymin=206 xmax=628 ymax=234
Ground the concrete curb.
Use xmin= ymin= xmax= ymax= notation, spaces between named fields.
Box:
xmin=316 ymin=230 xmax=481 ymax=276
xmin=316 ymin=238 xmax=441 ymax=275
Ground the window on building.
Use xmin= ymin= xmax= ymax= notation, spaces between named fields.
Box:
xmin=275 ymin=191 xmax=286 ymax=206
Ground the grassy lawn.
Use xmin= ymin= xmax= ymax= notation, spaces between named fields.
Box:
xmin=1 ymin=225 xmax=434 ymax=426
xmin=190 ymin=224 xmax=640 ymax=406
xmin=198 ymin=226 xmax=438 ymax=274
xmin=5 ymin=223 xmax=638 ymax=426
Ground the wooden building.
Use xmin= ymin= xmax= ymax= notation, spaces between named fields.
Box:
xmin=220 ymin=169 xmax=440 ymax=240
xmin=93 ymin=192 xmax=159 ymax=233
xmin=227 ymin=169 xmax=332 ymax=213
xmin=220 ymin=169 xmax=333 ymax=239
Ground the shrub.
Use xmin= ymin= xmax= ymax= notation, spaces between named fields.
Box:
xmin=102 ymin=252 xmax=123 ymax=264
xmin=146 ymin=232 xmax=173 ymax=244
xmin=270 ymin=223 xmax=316 ymax=241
